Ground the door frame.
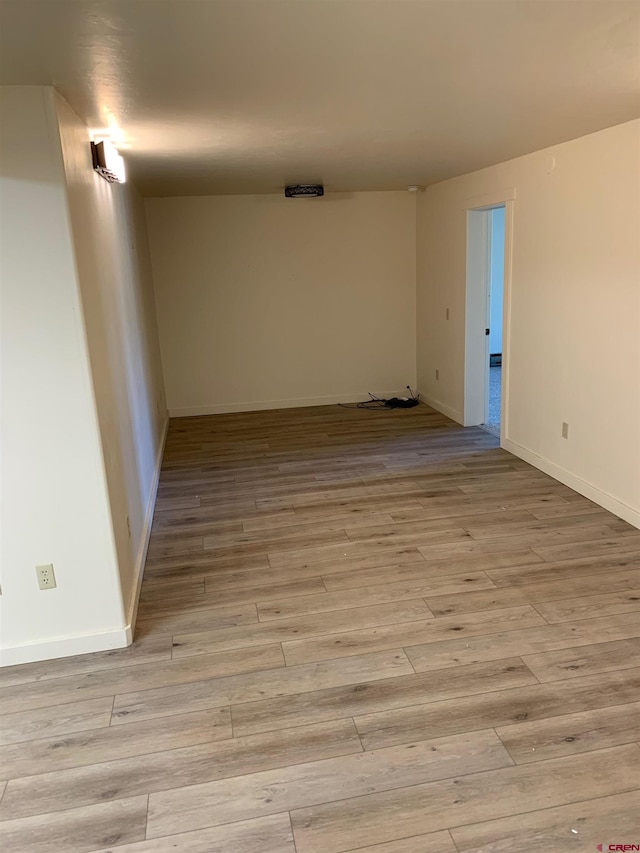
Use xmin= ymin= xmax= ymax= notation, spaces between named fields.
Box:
xmin=463 ymin=188 xmax=515 ymax=445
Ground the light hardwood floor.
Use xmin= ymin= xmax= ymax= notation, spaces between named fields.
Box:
xmin=1 ymin=403 xmax=639 ymax=853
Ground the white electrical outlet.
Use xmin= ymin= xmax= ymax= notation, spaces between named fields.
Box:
xmin=36 ymin=564 xmax=57 ymax=590
xmin=562 ymin=422 xmax=569 ymax=439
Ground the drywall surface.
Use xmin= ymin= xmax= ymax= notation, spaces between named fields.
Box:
xmin=55 ymin=94 xmax=167 ymax=623
xmin=0 ymin=87 xmax=126 ymax=662
xmin=417 ymin=120 xmax=640 ymax=525
xmin=145 ymin=191 xmax=416 ymax=415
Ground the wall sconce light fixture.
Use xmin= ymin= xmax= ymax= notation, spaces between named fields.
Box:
xmin=91 ymin=140 xmax=126 ymax=184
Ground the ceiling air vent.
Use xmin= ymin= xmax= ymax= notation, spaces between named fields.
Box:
xmin=284 ymin=185 xmax=324 ymax=198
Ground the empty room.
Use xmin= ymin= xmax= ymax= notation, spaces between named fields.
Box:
xmin=1 ymin=1 xmax=639 ymax=852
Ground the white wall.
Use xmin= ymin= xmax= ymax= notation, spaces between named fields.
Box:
xmin=489 ymin=206 xmax=505 ymax=354
xmin=0 ymin=87 xmax=125 ymax=662
xmin=145 ymin=192 xmax=417 ymax=415
xmin=417 ymin=120 xmax=640 ymax=527
xmin=0 ymin=87 xmax=167 ymax=665
xmin=55 ymin=94 xmax=167 ymax=625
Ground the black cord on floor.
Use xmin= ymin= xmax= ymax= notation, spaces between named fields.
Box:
xmin=339 ymin=401 xmax=389 ymax=410
xmin=339 ymin=390 xmax=420 ymax=411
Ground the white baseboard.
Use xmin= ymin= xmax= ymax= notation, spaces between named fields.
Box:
xmin=503 ymin=438 xmax=640 ymax=530
xmin=0 ymin=626 xmax=131 ymax=668
xmin=169 ymin=391 xmax=419 ymax=418
xmin=416 ymin=392 xmax=464 ymax=425
xmin=124 ymin=413 xmax=170 ymax=638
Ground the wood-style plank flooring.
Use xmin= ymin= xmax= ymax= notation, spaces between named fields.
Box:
xmin=1 ymin=403 xmax=639 ymax=853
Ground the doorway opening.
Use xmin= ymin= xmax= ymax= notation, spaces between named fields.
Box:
xmin=464 ymin=192 xmax=513 ymax=443
xmin=485 ymin=206 xmax=505 ymax=437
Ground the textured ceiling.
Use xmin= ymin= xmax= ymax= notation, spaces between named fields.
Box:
xmin=1 ymin=0 xmax=638 ymax=196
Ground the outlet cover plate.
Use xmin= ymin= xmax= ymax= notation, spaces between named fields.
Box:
xmin=36 ymin=564 xmax=57 ymax=590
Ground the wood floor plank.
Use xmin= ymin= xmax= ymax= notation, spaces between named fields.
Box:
xmin=282 ymin=605 xmax=546 ymax=666
xmin=412 ymin=470 xmax=551 ymax=493
xmin=485 ymin=552 xmax=640 ymax=587
xmin=146 ymin=730 xmax=511 ymax=839
xmin=87 ymin=813 xmax=296 ymax=853
xmin=526 ymin=501 xmax=606 ymax=519
xmin=354 ymin=667 xmax=640 ymax=751
xmin=257 ymin=572 xmax=495 ymax=621
xmin=205 ymin=576 xmax=327 ymax=603
xmin=495 ymin=701 xmax=640 ymax=763
xmin=0 ymin=796 xmax=148 ymax=853
xmin=154 ymin=495 xmax=201 ymax=511
xmin=0 ymin=645 xmax=284 ymax=715
xmin=320 ymin=550 xmax=542 ymax=591
xmin=242 ymin=511 xmax=398 ymax=538
xmin=456 ymin=478 xmax=580 ymax=496
xmin=263 ymin=498 xmax=401 ymax=523
xmin=0 ymin=697 xmax=114 ymax=746
xmin=256 ymin=481 xmax=433 ymax=512
xmin=146 ymin=534 xmax=204 ymax=559
xmin=425 ymin=567 xmax=640 ymax=617
xmin=150 ymin=517 xmax=242 ymax=539
xmin=420 ymin=524 xmax=625 ymax=555
xmin=143 ymin=552 xmax=270 ymax=581
xmin=232 ymin=658 xmax=538 ymax=737
xmin=241 ymin=508 xmax=300 ymax=531
xmin=202 ymin=550 xmax=427 ymax=591
xmin=397 ymin=494 xmax=572 ymax=520
xmin=203 ymin=527 xmax=351 ymax=555
xmin=157 ymin=474 xmax=321 ymax=501
xmin=0 ymin=707 xmax=231 ymax=780
xmin=341 ymin=833 xmax=457 ymax=853
xmin=534 ymin=588 xmax=640 ymax=623
xmin=278 ymin=454 xmax=428 ymax=475
xmin=139 ymin=577 xmax=205 ymax=601
xmin=0 ymin=719 xmax=361 ymax=820
xmin=291 ymin=495 xmax=425 ymax=520
xmin=172 ymin=600 xmax=432 ymax=659
xmin=450 ymin=790 xmax=640 ymax=853
xmin=268 ymin=533 xmax=476 ymax=571
xmin=344 ymin=510 xmax=538 ymax=542
xmin=138 ymin=578 xmax=258 ymax=634
xmin=112 ymin=649 xmax=413 ymax=725
xmin=140 ymin=572 xmax=326 ymax=623
xmin=405 ymin=613 xmax=640 ymax=673
xmin=532 ymin=536 xmax=640 ymax=563
xmin=153 ymin=500 xmax=257 ymax=525
xmin=283 ymin=547 xmax=429 ymax=578
xmin=521 ymin=637 xmax=640 ymax=682
xmin=135 ymin=601 xmax=257 ymax=632
xmin=289 ymin=744 xmax=640 ymax=853
xmin=464 ymin=513 xmax=615 ymax=540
